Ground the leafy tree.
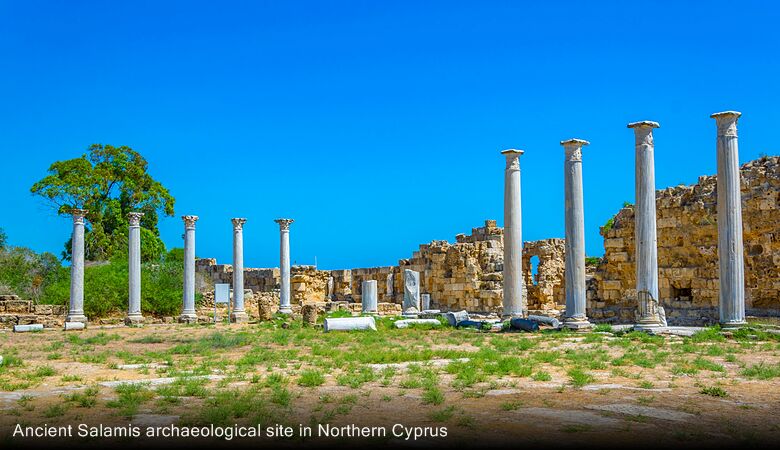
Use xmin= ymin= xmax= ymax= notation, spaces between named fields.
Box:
xmin=0 ymin=227 xmax=6 ymax=250
xmin=30 ymin=144 xmax=175 ymax=262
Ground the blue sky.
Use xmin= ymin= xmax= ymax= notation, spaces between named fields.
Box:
xmin=1 ymin=0 xmax=778 ymax=269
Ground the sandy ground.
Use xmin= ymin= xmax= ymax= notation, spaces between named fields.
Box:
xmin=1 ymin=322 xmax=779 ymax=449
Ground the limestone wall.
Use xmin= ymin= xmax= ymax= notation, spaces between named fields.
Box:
xmin=0 ymin=295 xmax=67 ymax=329
xmin=588 ymin=156 xmax=780 ymax=324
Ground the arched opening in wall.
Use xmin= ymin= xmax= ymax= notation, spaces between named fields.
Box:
xmin=530 ymin=256 xmax=541 ymax=286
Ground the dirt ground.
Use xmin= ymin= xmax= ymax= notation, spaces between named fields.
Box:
xmin=1 ymin=318 xmax=779 ymax=449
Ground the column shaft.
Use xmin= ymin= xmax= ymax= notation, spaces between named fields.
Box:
xmin=712 ymin=111 xmax=746 ymax=326
xmin=180 ymin=215 xmax=198 ymax=323
xmin=67 ymin=209 xmax=88 ymax=323
xmin=126 ymin=212 xmax=144 ymax=325
xmin=275 ymin=219 xmax=294 ymax=314
xmin=562 ymin=139 xmax=591 ymax=329
xmin=502 ymin=149 xmax=524 ymax=317
xmin=362 ymin=280 xmax=378 ymax=314
xmin=231 ymin=218 xmax=248 ymax=322
xmin=628 ymin=122 xmax=662 ymax=329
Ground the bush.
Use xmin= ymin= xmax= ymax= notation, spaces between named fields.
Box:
xmin=39 ymin=248 xmax=184 ymax=317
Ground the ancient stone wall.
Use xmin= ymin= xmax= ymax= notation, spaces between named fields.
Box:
xmin=0 ymin=295 xmax=67 ymax=329
xmin=588 ymin=156 xmax=780 ymax=324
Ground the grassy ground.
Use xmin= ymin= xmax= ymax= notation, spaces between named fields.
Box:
xmin=1 ymin=315 xmax=780 ymax=448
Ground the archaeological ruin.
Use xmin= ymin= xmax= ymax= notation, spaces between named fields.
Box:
xmin=1 ymin=111 xmax=778 ymax=330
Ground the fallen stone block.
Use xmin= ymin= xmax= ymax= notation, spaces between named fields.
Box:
xmin=324 ymin=316 xmax=376 ymax=332
xmin=394 ymin=319 xmax=441 ymax=329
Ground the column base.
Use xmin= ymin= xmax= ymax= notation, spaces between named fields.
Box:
xmin=230 ymin=311 xmax=249 ymax=323
xmin=563 ymin=318 xmax=593 ymax=331
xmin=720 ymin=320 xmax=747 ymax=330
xmin=124 ymin=315 xmax=144 ymax=326
xmin=633 ymin=322 xmax=663 ymax=332
xmin=66 ymin=314 xmax=88 ymax=324
xmin=178 ymin=314 xmax=198 ymax=324
xmin=279 ymin=306 xmax=293 ymax=315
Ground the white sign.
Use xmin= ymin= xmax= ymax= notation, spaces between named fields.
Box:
xmin=215 ymin=284 xmax=231 ymax=304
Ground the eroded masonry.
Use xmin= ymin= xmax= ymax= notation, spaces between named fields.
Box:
xmin=192 ymin=155 xmax=780 ymax=326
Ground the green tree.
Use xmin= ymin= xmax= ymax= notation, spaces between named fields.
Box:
xmin=0 ymin=227 xmax=7 ymax=250
xmin=30 ymin=144 xmax=175 ymax=262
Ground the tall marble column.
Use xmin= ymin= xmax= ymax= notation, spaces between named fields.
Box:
xmin=66 ymin=209 xmax=88 ymax=323
xmin=712 ymin=111 xmax=747 ymax=327
xmin=501 ymin=149 xmax=524 ymax=317
xmin=230 ymin=218 xmax=248 ymax=323
xmin=179 ymin=215 xmax=199 ymax=323
xmin=561 ymin=139 xmax=592 ymax=330
xmin=628 ymin=121 xmax=662 ymax=330
xmin=275 ymin=218 xmax=294 ymax=314
xmin=125 ymin=212 xmax=144 ymax=325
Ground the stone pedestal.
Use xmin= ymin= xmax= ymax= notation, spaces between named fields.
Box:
xmin=230 ymin=218 xmax=249 ymax=323
xmin=275 ymin=218 xmax=294 ymax=314
xmin=362 ymin=280 xmax=378 ymax=314
xmin=502 ymin=149 xmax=524 ymax=317
xmin=628 ymin=121 xmax=662 ymax=331
xmin=125 ymin=212 xmax=144 ymax=326
xmin=66 ymin=209 xmax=88 ymax=324
xmin=712 ymin=111 xmax=747 ymax=327
xmin=561 ymin=139 xmax=592 ymax=330
xmin=179 ymin=215 xmax=199 ymax=323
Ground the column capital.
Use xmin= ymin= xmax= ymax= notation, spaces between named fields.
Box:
xmin=231 ymin=218 xmax=247 ymax=230
xmin=711 ymin=111 xmax=741 ymax=137
xmin=560 ymin=139 xmax=589 ymax=161
xmin=274 ymin=218 xmax=294 ymax=230
xmin=501 ymin=149 xmax=524 ymax=169
xmin=182 ymin=215 xmax=199 ymax=229
xmin=127 ymin=212 xmax=144 ymax=227
xmin=627 ymin=120 xmax=660 ymax=129
xmin=71 ymin=208 xmax=88 ymax=224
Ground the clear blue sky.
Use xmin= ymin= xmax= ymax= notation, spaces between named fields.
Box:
xmin=1 ymin=1 xmax=778 ymax=269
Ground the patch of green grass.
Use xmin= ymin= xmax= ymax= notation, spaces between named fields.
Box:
xmin=593 ymin=324 xmax=613 ymax=333
xmin=741 ymin=362 xmax=780 ymax=380
xmin=422 ymin=386 xmax=445 ymax=405
xmin=33 ymin=366 xmax=57 ymax=377
xmin=107 ymin=383 xmax=154 ymax=418
xmin=638 ymin=380 xmax=654 ymax=389
xmin=532 ymin=371 xmax=552 ymax=382
xmin=43 ymin=403 xmax=69 ymax=418
xmin=428 ymin=405 xmax=457 ymax=422
xmin=693 ymin=357 xmax=725 ymax=372
xmin=67 ymin=332 xmax=122 ymax=346
xmin=0 ymin=354 xmax=23 ymax=368
xmin=129 ymin=335 xmax=165 ymax=344
xmin=270 ymin=385 xmax=292 ymax=407
xmin=567 ymin=368 xmax=594 ymax=388
xmin=689 ymin=327 xmax=726 ymax=343
xmin=65 ymin=385 xmax=100 ymax=407
xmin=298 ymin=369 xmax=325 ymax=387
xmin=699 ymin=386 xmax=728 ymax=397
xmin=500 ymin=400 xmax=523 ymax=411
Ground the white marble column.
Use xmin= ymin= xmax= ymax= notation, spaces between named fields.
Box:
xmin=712 ymin=111 xmax=747 ymax=327
xmin=628 ymin=121 xmax=662 ymax=330
xmin=230 ymin=218 xmax=248 ymax=323
xmin=125 ymin=212 xmax=144 ymax=325
xmin=561 ymin=139 xmax=592 ymax=330
xmin=66 ymin=209 xmax=88 ymax=323
xmin=275 ymin=218 xmax=294 ymax=314
xmin=501 ymin=149 xmax=524 ymax=317
xmin=179 ymin=215 xmax=199 ymax=323
xmin=361 ymin=280 xmax=378 ymax=314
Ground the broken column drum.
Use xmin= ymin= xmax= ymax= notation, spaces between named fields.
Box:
xmin=362 ymin=280 xmax=378 ymax=314
xmin=179 ymin=215 xmax=199 ymax=323
xmin=66 ymin=209 xmax=88 ymax=324
xmin=712 ymin=111 xmax=747 ymax=327
xmin=502 ymin=149 xmax=524 ymax=317
xmin=628 ymin=122 xmax=662 ymax=330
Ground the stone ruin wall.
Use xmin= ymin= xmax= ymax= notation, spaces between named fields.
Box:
xmin=194 ymin=156 xmax=780 ymax=325
xmin=194 ymin=220 xmax=567 ymax=315
xmin=589 ymin=156 xmax=780 ymax=324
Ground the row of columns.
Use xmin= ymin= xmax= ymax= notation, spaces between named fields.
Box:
xmin=501 ymin=111 xmax=747 ymax=328
xmin=65 ymin=213 xmax=296 ymax=324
